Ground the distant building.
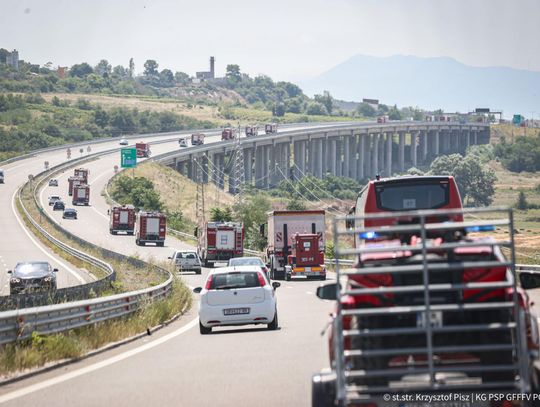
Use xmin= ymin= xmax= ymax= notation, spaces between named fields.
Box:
xmin=196 ymin=56 xmax=215 ymax=80
xmin=5 ymin=49 xmax=19 ymax=70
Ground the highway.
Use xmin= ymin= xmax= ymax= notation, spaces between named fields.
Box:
xmin=0 ymin=125 xmax=338 ymax=406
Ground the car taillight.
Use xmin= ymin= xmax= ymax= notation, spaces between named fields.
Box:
xmin=257 ymin=273 xmax=266 ymax=287
xmin=205 ymin=275 xmax=213 ymax=290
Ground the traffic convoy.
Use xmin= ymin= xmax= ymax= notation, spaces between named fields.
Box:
xmin=3 ymin=124 xmax=540 ymax=406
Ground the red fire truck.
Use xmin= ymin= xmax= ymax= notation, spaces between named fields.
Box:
xmin=197 ymin=221 xmax=244 ymax=267
xmin=74 ymin=168 xmax=89 ymax=183
xmin=221 ymin=128 xmax=235 ymax=140
xmin=265 ymin=123 xmax=277 ymax=134
xmin=68 ymin=176 xmax=84 ymax=196
xmin=284 ymin=233 xmax=326 ymax=281
xmin=135 ymin=211 xmax=166 ymax=246
xmin=191 ymin=133 xmax=205 ymax=145
xmin=72 ymin=184 xmax=90 ymax=206
xmin=245 ymin=125 xmax=258 ymax=137
xmin=135 ymin=142 xmax=150 ymax=158
xmin=109 ymin=205 xmax=136 ymax=235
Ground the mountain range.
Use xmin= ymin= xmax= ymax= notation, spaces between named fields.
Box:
xmin=300 ymin=55 xmax=540 ymax=116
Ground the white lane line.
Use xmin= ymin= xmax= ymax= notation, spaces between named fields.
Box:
xmin=306 ymin=291 xmax=313 ymax=295
xmin=0 ymin=316 xmax=199 ymax=404
xmin=11 ymin=189 xmax=86 ymax=285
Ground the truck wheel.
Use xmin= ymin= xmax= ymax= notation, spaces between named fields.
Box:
xmin=196 ymin=269 xmax=201 ymax=275
xmin=204 ymin=260 xmax=212 ymax=268
xmin=319 ymin=275 xmax=327 ymax=281
xmin=199 ymin=321 xmax=212 ymax=335
xmin=285 ymin=273 xmax=291 ymax=281
xmin=311 ymin=374 xmax=336 ymax=407
xmin=157 ymin=242 xmax=164 ymax=247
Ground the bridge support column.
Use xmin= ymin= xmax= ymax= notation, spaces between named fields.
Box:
xmin=243 ymin=148 xmax=253 ymax=185
xmin=357 ymin=134 xmax=365 ymax=180
xmin=316 ymin=138 xmax=324 ymax=179
xmin=378 ymin=134 xmax=384 ymax=176
xmin=201 ymin=155 xmax=209 ymax=183
xmin=399 ymin=132 xmax=405 ymax=172
xmin=386 ymin=132 xmax=392 ymax=177
xmin=307 ymin=139 xmax=315 ymax=176
xmin=343 ymin=136 xmax=350 ymax=178
xmin=434 ymin=130 xmax=440 ymax=156
xmin=329 ymin=138 xmax=337 ymax=176
xmin=465 ymin=129 xmax=471 ymax=152
xmin=255 ymin=146 xmax=264 ymax=188
xmin=421 ymin=131 xmax=428 ymax=163
xmin=335 ymin=139 xmax=343 ymax=177
xmin=371 ymin=134 xmax=378 ymax=176
xmin=217 ymin=154 xmax=225 ymax=190
xmin=264 ymin=145 xmax=271 ymax=189
xmin=177 ymin=161 xmax=186 ymax=177
xmin=410 ymin=131 xmax=418 ymax=168
xmin=349 ymin=134 xmax=358 ymax=180
xmin=365 ymin=135 xmax=372 ymax=178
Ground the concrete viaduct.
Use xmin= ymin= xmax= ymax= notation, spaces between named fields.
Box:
xmin=156 ymin=121 xmax=490 ymax=193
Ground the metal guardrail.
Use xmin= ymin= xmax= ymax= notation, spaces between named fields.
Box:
xmin=0 ymin=149 xmax=174 ymax=342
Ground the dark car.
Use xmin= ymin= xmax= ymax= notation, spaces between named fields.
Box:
xmin=48 ymin=179 xmax=59 ymax=187
xmin=62 ymin=208 xmax=77 ymax=219
xmin=8 ymin=261 xmax=58 ymax=294
xmin=53 ymin=200 xmax=65 ymax=211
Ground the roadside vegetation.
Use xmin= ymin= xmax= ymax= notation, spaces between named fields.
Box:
xmin=0 ymin=274 xmax=191 ymax=377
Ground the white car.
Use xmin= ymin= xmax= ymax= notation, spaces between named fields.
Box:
xmin=178 ymin=138 xmax=188 ymax=147
xmin=119 ymin=138 xmax=128 ymax=145
xmin=228 ymin=257 xmax=270 ymax=279
xmin=194 ymin=266 xmax=280 ymax=334
xmin=169 ymin=250 xmax=202 ymax=274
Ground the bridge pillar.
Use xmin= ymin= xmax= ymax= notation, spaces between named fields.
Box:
xmin=308 ymin=139 xmax=316 ymax=176
xmin=298 ymin=141 xmax=307 ymax=177
xmin=264 ymin=145 xmax=271 ymax=189
xmin=244 ymin=148 xmax=253 ymax=185
xmin=349 ymin=134 xmax=358 ymax=180
xmin=343 ymin=136 xmax=350 ymax=178
xmin=329 ymin=138 xmax=337 ymax=176
xmin=441 ymin=130 xmax=450 ymax=153
xmin=255 ymin=146 xmax=264 ymax=188
xmin=378 ymin=134 xmax=384 ymax=176
xmin=371 ymin=134 xmax=378 ymax=176
xmin=465 ymin=129 xmax=471 ymax=152
xmin=201 ymin=155 xmax=209 ymax=183
xmin=399 ymin=131 xmax=405 ymax=172
xmin=421 ymin=131 xmax=428 ymax=163
xmin=335 ymin=138 xmax=343 ymax=177
xmin=386 ymin=132 xmax=392 ymax=177
xmin=434 ymin=130 xmax=440 ymax=156
xmin=187 ymin=156 xmax=194 ymax=180
xmin=357 ymin=134 xmax=365 ymax=180
xmin=454 ymin=130 xmax=460 ymax=153
xmin=317 ymin=138 xmax=324 ymax=179
xmin=472 ymin=130 xmax=478 ymax=145
xmin=410 ymin=131 xmax=418 ymax=168
xmin=365 ymin=135 xmax=372 ymax=178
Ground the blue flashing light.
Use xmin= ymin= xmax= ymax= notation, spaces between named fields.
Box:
xmin=360 ymin=231 xmax=379 ymax=240
xmin=465 ymin=225 xmax=495 ymax=233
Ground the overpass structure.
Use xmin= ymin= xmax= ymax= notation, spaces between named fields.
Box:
xmin=157 ymin=121 xmax=490 ymax=192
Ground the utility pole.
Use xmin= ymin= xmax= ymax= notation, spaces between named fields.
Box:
xmin=232 ymin=121 xmax=245 ymax=206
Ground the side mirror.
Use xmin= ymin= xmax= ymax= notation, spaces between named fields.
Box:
xmin=53 ymin=268 xmax=59 ymax=272
xmin=272 ymin=282 xmax=281 ymax=289
xmin=266 ymin=263 xmax=271 ymax=268
xmin=316 ymin=283 xmax=337 ymax=301
xmin=519 ymin=271 xmax=540 ymax=290
xmin=167 ymin=256 xmax=172 ymax=260
xmin=193 ymin=287 xmax=202 ymax=294
xmin=194 ymin=227 xmax=198 ymax=237
xmin=7 ymin=270 xmax=12 ymax=274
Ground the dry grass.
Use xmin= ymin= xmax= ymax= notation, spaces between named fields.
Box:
xmin=491 ymin=123 xmax=539 ymax=143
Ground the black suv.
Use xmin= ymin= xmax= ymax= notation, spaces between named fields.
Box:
xmin=9 ymin=262 xmax=58 ymax=294
xmin=53 ymin=200 xmax=65 ymax=211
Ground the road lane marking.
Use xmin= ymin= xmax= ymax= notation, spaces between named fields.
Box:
xmin=0 ymin=316 xmax=198 ymax=404
xmin=11 ymin=189 xmax=86 ymax=285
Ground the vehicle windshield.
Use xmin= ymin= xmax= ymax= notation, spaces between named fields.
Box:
xmin=229 ymin=258 xmax=263 ymax=266
xmin=210 ymin=272 xmax=261 ymax=289
xmin=375 ymin=181 xmax=449 ymax=211
xmin=14 ymin=262 xmax=50 ymax=276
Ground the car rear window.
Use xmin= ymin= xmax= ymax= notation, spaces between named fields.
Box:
xmin=375 ymin=181 xmax=449 ymax=211
xmin=210 ymin=272 xmax=261 ymax=289
xmin=229 ymin=258 xmax=263 ymax=266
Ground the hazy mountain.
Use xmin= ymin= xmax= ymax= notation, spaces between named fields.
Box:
xmin=300 ymin=55 xmax=540 ymax=116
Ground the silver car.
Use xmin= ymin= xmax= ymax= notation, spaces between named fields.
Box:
xmin=169 ymin=250 xmax=202 ymax=274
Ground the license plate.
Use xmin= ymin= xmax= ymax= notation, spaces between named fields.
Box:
xmin=305 ymin=267 xmax=311 ymax=272
xmin=416 ymin=310 xmax=443 ymax=328
xmin=223 ymin=308 xmax=250 ymax=316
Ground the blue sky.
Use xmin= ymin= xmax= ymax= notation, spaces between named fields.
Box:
xmin=1 ymin=0 xmax=539 ymax=81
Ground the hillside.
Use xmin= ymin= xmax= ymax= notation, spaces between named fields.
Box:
xmin=301 ymin=54 xmax=540 ymax=115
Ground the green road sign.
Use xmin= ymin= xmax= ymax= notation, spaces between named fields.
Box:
xmin=121 ymin=148 xmax=137 ymax=168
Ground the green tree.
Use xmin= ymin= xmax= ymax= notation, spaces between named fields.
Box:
xmin=112 ymin=65 xmax=127 ymax=78
xmin=210 ymin=207 xmax=233 ymax=222
xmin=305 ymin=101 xmax=328 ymax=116
xmin=159 ymin=69 xmax=174 ymax=86
xmin=128 ymin=58 xmax=135 ymax=78
xmin=70 ymin=63 xmax=93 ymax=78
xmin=95 ymin=59 xmax=112 ymax=77
xmin=143 ymin=60 xmax=159 ymax=76
xmin=429 ymin=154 xmax=497 ymax=206
xmin=174 ymin=71 xmax=190 ymax=85
xmin=226 ymin=64 xmax=241 ymax=83
xmin=388 ymin=104 xmax=402 ymax=120
xmin=357 ymin=103 xmax=376 ymax=117
xmin=287 ymin=196 xmax=307 ymax=210
xmin=314 ymin=91 xmax=334 ymax=115
xmin=516 ymin=191 xmax=528 ymax=210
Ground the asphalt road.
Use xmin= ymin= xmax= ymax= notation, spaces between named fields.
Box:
xmin=0 ymin=124 xmax=340 ymax=406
